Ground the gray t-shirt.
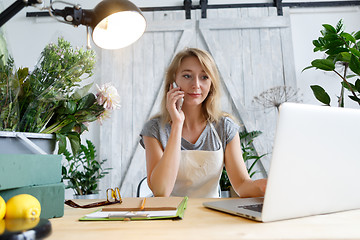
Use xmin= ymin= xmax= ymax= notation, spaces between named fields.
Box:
xmin=140 ymin=116 xmax=240 ymax=152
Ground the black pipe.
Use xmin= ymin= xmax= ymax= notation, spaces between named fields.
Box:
xmin=283 ymin=1 xmax=360 ymax=7
xmin=25 ymin=1 xmax=360 ymax=19
xmin=0 ymin=0 xmax=42 ymax=27
xmin=0 ymin=0 xmax=26 ymax=27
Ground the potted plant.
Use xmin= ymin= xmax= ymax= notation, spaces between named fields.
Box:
xmin=303 ymin=19 xmax=360 ymax=107
xmin=0 ymin=37 xmax=120 ymax=155
xmin=220 ymin=130 xmax=266 ymax=197
xmin=62 ymin=139 xmax=111 ymax=198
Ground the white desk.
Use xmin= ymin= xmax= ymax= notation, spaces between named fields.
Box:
xmin=49 ymin=198 xmax=360 ymax=239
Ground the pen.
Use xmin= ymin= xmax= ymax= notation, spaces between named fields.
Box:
xmin=140 ymin=197 xmax=146 ymax=210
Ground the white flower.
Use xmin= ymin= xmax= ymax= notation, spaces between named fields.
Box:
xmin=96 ymin=83 xmax=121 ymax=110
xmin=97 ymin=109 xmax=112 ymax=125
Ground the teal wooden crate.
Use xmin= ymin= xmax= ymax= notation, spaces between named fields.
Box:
xmin=0 ymin=154 xmax=62 ymax=191
xmin=0 ymin=182 xmax=65 ymax=219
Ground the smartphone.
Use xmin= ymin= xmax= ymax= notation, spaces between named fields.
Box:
xmin=172 ymin=82 xmax=184 ymax=111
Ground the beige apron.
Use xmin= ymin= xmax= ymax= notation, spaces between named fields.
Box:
xmin=171 ymin=123 xmax=224 ymax=198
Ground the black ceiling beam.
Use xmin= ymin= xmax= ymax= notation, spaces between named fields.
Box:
xmin=26 ymin=1 xmax=360 ymax=19
xmin=1 ymin=0 xmax=42 ymax=27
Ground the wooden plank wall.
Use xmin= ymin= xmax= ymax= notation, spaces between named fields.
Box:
xmin=97 ymin=7 xmax=297 ymax=197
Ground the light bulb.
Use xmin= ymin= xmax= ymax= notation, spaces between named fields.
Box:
xmin=92 ymin=11 xmax=146 ymax=49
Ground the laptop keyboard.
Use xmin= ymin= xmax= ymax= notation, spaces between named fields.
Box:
xmin=239 ymin=204 xmax=263 ymax=212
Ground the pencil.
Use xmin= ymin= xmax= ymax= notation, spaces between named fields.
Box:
xmin=140 ymin=197 xmax=146 ymax=210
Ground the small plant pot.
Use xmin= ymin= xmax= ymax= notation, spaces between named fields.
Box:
xmin=221 ymin=187 xmax=239 ymax=198
xmin=221 ymin=190 xmax=230 ymax=198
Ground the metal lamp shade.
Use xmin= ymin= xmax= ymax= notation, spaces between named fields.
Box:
xmin=89 ymin=0 xmax=146 ymax=49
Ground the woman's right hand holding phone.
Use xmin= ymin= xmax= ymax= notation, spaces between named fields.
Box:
xmin=147 ymin=84 xmax=184 ymax=196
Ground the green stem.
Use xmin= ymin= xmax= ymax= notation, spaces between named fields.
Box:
xmin=338 ymin=35 xmax=352 ymax=50
xmin=333 ymin=68 xmax=359 ymax=101
xmin=338 ymin=64 xmax=348 ymax=107
xmin=41 ymin=119 xmax=71 ymax=134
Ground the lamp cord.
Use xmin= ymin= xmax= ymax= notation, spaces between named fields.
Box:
xmin=50 ymin=0 xmax=80 ymax=11
xmin=47 ymin=0 xmax=82 ymax=26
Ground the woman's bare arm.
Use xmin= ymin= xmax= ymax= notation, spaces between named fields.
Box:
xmin=224 ymin=134 xmax=267 ymax=198
xmin=143 ymin=121 xmax=183 ymax=197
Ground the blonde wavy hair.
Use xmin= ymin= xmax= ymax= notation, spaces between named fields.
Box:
xmin=158 ymin=48 xmax=225 ymax=124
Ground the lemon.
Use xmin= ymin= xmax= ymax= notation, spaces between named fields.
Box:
xmin=5 ymin=218 xmax=40 ymax=232
xmin=0 ymin=219 xmax=5 ymax=234
xmin=5 ymin=194 xmax=41 ymax=219
xmin=0 ymin=196 xmax=6 ymax=220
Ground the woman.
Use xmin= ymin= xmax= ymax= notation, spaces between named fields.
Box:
xmin=140 ymin=48 xmax=266 ymax=197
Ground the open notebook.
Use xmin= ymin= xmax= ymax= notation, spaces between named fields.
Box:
xmin=80 ymin=196 xmax=188 ymax=221
xmin=204 ymin=102 xmax=360 ymax=222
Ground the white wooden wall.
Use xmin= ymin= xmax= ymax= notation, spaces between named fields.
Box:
xmin=98 ymin=7 xmax=297 ymax=197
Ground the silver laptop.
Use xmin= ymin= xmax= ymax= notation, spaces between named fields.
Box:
xmin=203 ymin=102 xmax=360 ymax=222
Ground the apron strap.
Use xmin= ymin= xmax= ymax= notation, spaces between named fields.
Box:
xmin=209 ymin=122 xmax=224 ymax=198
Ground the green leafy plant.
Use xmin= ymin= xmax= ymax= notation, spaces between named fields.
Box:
xmin=0 ymin=38 xmax=120 ymax=155
xmin=0 ymin=56 xmax=23 ymax=131
xmin=17 ymin=37 xmax=96 ymax=134
xmin=41 ymin=84 xmax=105 ymax=155
xmin=0 ymin=28 xmax=8 ymax=66
xmin=240 ymin=130 xmax=266 ymax=178
xmin=62 ymin=139 xmax=111 ymax=195
xmin=220 ymin=130 xmax=266 ymax=191
xmin=303 ymin=19 xmax=360 ymax=107
xmin=219 ymin=167 xmax=231 ymax=191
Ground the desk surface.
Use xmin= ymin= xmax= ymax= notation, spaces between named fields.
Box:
xmin=49 ymin=198 xmax=360 ymax=240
